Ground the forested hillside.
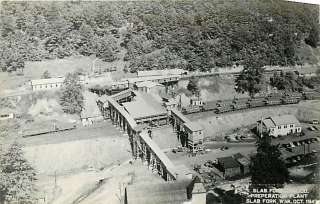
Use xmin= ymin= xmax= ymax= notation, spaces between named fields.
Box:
xmin=0 ymin=0 xmax=319 ymax=73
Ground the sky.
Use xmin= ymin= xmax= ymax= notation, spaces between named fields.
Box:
xmin=287 ymin=0 xmax=320 ymax=5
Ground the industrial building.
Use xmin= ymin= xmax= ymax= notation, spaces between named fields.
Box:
xmin=122 ymin=92 xmax=168 ymax=126
xmin=135 ymin=81 xmax=165 ymax=94
xmin=125 ymin=176 xmax=206 ymax=204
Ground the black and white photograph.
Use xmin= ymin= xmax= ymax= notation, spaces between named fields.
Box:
xmin=0 ymin=0 xmax=319 ymax=203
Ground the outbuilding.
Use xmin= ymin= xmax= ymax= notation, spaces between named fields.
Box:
xmin=233 ymin=153 xmax=250 ymax=176
xmin=217 ymin=156 xmax=241 ymax=179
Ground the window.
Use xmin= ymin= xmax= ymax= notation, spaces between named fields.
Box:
xmin=290 ymin=124 xmax=294 ymax=128
xmin=284 ymin=125 xmax=287 ymax=128
xmin=278 ymin=126 xmax=281 ymax=129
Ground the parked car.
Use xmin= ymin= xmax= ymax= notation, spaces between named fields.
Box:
xmin=220 ymin=146 xmax=229 ymax=151
xmin=204 ymin=160 xmax=215 ymax=168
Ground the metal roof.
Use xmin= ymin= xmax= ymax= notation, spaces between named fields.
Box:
xmin=107 ymin=96 xmax=137 ymax=128
xmin=270 ymin=114 xmax=301 ymax=126
xmin=126 ymin=179 xmax=190 ymax=204
xmin=111 ymin=89 xmax=134 ymax=101
xmin=233 ymin=153 xmax=250 ymax=166
xmin=218 ymin=156 xmax=241 ymax=169
xmin=124 ymin=75 xmax=181 ymax=84
xmin=184 ymin=121 xmax=203 ymax=132
xmin=262 ymin=118 xmax=276 ymax=129
xmin=140 ymin=131 xmax=177 ymax=179
xmin=122 ymin=93 xmax=166 ymax=119
xmin=30 ymin=77 xmax=65 ymax=85
xmin=137 ymin=69 xmax=187 ymax=77
xmin=136 ymin=81 xmax=164 ymax=88
xmin=171 ymin=109 xmax=190 ymax=123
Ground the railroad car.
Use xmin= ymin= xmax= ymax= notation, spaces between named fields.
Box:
xmin=231 ymin=103 xmax=249 ymax=110
xmin=284 ymin=92 xmax=303 ymax=100
xmin=265 ymin=98 xmax=282 ymax=106
xmin=303 ymin=91 xmax=320 ymax=100
xmin=215 ymin=105 xmax=233 ymax=114
xmin=179 ymin=90 xmax=319 ymax=115
xmin=181 ymin=105 xmax=201 ymax=114
xmin=247 ymin=97 xmax=266 ymax=108
xmin=281 ymin=97 xmax=300 ymax=104
xmin=232 ymin=97 xmax=250 ymax=110
xmin=267 ymin=92 xmax=284 ymax=98
xmin=216 ymin=100 xmax=233 ymax=108
xmin=202 ymin=101 xmax=217 ymax=112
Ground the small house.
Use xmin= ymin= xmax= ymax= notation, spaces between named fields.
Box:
xmin=217 ymin=156 xmax=241 ymax=179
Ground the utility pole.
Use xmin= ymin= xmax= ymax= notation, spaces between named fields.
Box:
xmin=260 ymin=116 xmax=263 ymax=138
xmin=54 ymin=171 xmax=57 ymax=188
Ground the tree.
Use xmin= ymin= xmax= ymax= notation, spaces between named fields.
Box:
xmin=235 ymin=56 xmax=265 ymax=97
xmin=41 ymin=70 xmax=51 ymax=79
xmin=305 ymin=25 xmax=320 ymax=48
xmin=250 ymin=135 xmax=289 ymax=187
xmin=0 ymin=142 xmax=36 ymax=203
xmin=187 ymin=77 xmax=199 ymax=95
xmin=59 ymin=72 xmax=84 ymax=115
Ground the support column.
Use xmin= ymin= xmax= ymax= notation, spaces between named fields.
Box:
xmin=159 ymin=164 xmax=164 ymax=177
xmin=123 ymin=120 xmax=127 ymax=133
xmin=119 ymin=115 xmax=122 ymax=128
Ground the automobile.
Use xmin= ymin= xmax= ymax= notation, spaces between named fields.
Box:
xmin=172 ymin=146 xmax=183 ymax=153
xmin=312 ymin=126 xmax=319 ymax=130
xmin=308 ymin=126 xmax=316 ymax=131
xmin=312 ymin=119 xmax=319 ymax=125
xmin=220 ymin=146 xmax=229 ymax=151
xmin=204 ymin=160 xmax=215 ymax=168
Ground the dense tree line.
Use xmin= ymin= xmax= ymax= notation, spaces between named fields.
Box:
xmin=270 ymin=70 xmax=320 ymax=91
xmin=0 ymin=1 xmax=319 ymax=72
xmin=0 ymin=142 xmax=36 ymax=204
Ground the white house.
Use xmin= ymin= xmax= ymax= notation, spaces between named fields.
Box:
xmin=30 ymin=75 xmax=90 ymax=91
xmin=257 ymin=114 xmax=302 ymax=137
xmin=30 ymin=77 xmax=65 ymax=91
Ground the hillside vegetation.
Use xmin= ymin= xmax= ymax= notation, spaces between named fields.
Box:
xmin=0 ymin=1 xmax=319 ymax=73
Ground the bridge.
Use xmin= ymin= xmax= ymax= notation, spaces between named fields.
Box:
xmin=106 ymin=95 xmax=178 ymax=181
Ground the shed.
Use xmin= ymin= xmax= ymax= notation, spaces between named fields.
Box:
xmin=217 ymin=156 xmax=241 ymax=179
xmin=233 ymin=153 xmax=250 ymax=176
